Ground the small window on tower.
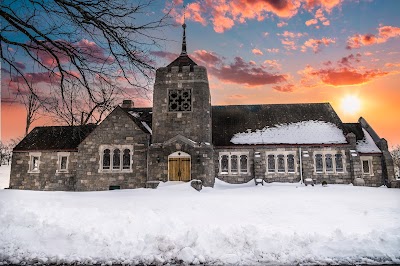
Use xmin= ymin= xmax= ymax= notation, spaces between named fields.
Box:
xmin=168 ymin=88 xmax=192 ymax=112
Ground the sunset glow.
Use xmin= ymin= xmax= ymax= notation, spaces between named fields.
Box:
xmin=341 ymin=95 xmax=361 ymax=115
xmin=1 ymin=0 xmax=400 ymax=147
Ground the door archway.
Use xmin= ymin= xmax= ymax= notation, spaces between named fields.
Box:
xmin=168 ymin=151 xmax=191 ymax=181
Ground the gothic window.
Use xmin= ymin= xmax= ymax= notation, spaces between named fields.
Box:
xmin=315 ymin=154 xmax=323 ymax=173
xmin=325 ymin=154 xmax=333 ymax=172
xmin=277 ymin=155 xmax=285 ymax=172
xmin=103 ymin=149 xmax=111 ymax=170
xmin=335 ymin=154 xmax=343 ymax=172
xmin=100 ymin=146 xmax=133 ymax=172
xmin=123 ymin=149 xmax=131 ymax=170
xmin=268 ymin=155 xmax=275 ymax=172
xmin=287 ymin=154 xmax=295 ymax=173
xmin=231 ymin=155 xmax=238 ymax=174
xmin=240 ymin=155 xmax=248 ymax=173
xmin=221 ymin=155 xmax=229 ymax=174
xmin=113 ymin=149 xmax=121 ymax=169
xmin=168 ymin=88 xmax=192 ymax=112
xmin=219 ymin=152 xmax=249 ymax=175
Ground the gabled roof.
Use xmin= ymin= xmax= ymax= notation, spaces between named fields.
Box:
xmin=14 ymin=125 xmax=97 ymax=151
xmin=343 ymin=121 xmax=382 ymax=154
xmin=211 ymin=103 xmax=344 ymax=146
xmin=121 ymin=107 xmax=152 ymax=134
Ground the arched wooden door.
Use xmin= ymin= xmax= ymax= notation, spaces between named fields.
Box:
xmin=168 ymin=152 xmax=191 ymax=181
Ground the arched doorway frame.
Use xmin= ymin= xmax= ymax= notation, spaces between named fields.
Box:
xmin=168 ymin=151 xmax=191 ymax=181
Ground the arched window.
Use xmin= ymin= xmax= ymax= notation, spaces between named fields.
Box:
xmin=325 ymin=154 xmax=333 ymax=172
xmin=221 ymin=155 xmax=229 ymax=174
xmin=335 ymin=154 xmax=343 ymax=172
xmin=123 ymin=149 xmax=131 ymax=170
xmin=103 ymin=149 xmax=111 ymax=169
xmin=231 ymin=155 xmax=238 ymax=174
xmin=268 ymin=155 xmax=275 ymax=172
xmin=315 ymin=154 xmax=323 ymax=173
xmin=113 ymin=149 xmax=121 ymax=169
xmin=240 ymin=155 xmax=248 ymax=173
xmin=287 ymin=154 xmax=295 ymax=172
xmin=277 ymin=155 xmax=285 ymax=172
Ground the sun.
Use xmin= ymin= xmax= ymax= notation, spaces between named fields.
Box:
xmin=341 ymin=95 xmax=361 ymax=114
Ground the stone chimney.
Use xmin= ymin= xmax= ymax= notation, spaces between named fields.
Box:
xmin=121 ymin=100 xmax=134 ymax=109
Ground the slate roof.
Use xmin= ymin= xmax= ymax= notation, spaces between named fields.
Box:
xmin=121 ymin=107 xmax=152 ymax=134
xmin=343 ymin=123 xmax=365 ymax=141
xmin=14 ymin=125 xmax=97 ymax=151
xmin=166 ymin=54 xmax=197 ymax=70
xmin=211 ymin=103 xmax=344 ymax=146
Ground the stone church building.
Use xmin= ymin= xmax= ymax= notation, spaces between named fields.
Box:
xmin=9 ymin=24 xmax=398 ymax=191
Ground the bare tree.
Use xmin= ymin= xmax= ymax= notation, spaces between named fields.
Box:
xmin=1 ymin=0 xmax=171 ymax=125
xmin=49 ymin=80 xmax=118 ymax=126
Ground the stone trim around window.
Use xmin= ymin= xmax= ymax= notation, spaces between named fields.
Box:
xmin=313 ymin=150 xmax=346 ymax=175
xmin=360 ymin=156 xmax=374 ymax=176
xmin=218 ymin=152 xmax=249 ymax=175
xmin=266 ymin=151 xmax=297 ymax=174
xmin=98 ymin=145 xmax=134 ymax=173
xmin=56 ymin=152 xmax=70 ymax=173
xmin=28 ymin=152 xmax=41 ymax=173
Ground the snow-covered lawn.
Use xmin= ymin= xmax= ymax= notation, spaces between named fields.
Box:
xmin=0 ymin=172 xmax=399 ymax=265
xmin=0 ymin=165 xmax=10 ymax=189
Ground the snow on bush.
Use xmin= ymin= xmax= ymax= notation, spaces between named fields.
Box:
xmin=231 ymin=120 xmax=347 ymax=145
xmin=1 ymin=180 xmax=399 ymax=265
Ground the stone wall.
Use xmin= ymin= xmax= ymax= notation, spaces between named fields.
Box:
xmin=76 ymin=107 xmax=150 ymax=191
xmin=213 ymin=145 xmax=378 ymax=186
xmin=9 ymin=151 xmax=78 ymax=191
xmin=152 ymin=65 xmax=212 ymax=144
xmin=148 ymin=139 xmax=215 ymax=187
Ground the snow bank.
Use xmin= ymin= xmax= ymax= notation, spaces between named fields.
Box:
xmin=357 ymin=128 xmax=382 ymax=153
xmin=0 ymin=165 xmax=10 ymax=189
xmin=1 ymin=180 xmax=399 ymax=265
xmin=231 ymin=120 xmax=347 ymax=144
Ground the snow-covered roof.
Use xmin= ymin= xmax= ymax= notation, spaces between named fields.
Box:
xmin=356 ymin=128 xmax=381 ymax=153
xmin=231 ymin=120 xmax=347 ymax=145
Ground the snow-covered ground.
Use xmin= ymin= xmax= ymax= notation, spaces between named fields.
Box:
xmin=0 ymin=165 xmax=10 ymax=189
xmin=0 ymin=167 xmax=400 ymax=265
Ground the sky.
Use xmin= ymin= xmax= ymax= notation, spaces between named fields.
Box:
xmin=1 ymin=0 xmax=400 ymax=147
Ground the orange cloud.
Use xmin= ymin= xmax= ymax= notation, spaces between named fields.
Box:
xmin=305 ymin=18 xmax=318 ymax=26
xmin=346 ymin=25 xmax=400 ymax=49
xmin=267 ymin=48 xmax=280 ymax=53
xmin=252 ymin=48 xmax=264 ymax=55
xmin=301 ymin=37 xmax=335 ymax=53
xmin=191 ymin=50 xmax=223 ymax=66
xmin=281 ymin=39 xmax=297 ymax=50
xmin=263 ymin=60 xmax=281 ymax=70
xmin=273 ymin=84 xmax=294 ymax=92
xmin=300 ymin=65 xmax=390 ymax=86
xmin=277 ymin=31 xmax=304 ymax=38
xmin=303 ymin=0 xmax=342 ymax=12
xmin=277 ymin=21 xmax=288 ymax=27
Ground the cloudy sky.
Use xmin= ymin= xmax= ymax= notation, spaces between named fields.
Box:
xmin=2 ymin=0 xmax=400 ymax=147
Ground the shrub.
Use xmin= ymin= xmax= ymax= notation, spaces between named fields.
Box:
xmin=322 ymin=180 xmax=328 ymax=186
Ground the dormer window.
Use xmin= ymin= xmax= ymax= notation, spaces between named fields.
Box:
xmin=168 ymin=88 xmax=192 ymax=112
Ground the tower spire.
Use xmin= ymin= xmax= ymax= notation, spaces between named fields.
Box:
xmin=181 ymin=4 xmax=187 ymax=55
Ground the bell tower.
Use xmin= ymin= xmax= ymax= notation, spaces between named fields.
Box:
xmin=149 ymin=19 xmax=214 ymax=187
xmin=152 ymin=21 xmax=212 ymax=144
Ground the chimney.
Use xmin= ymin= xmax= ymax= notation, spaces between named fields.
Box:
xmin=121 ymin=100 xmax=134 ymax=109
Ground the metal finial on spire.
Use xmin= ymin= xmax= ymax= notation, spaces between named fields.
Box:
xmin=181 ymin=4 xmax=187 ymax=55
